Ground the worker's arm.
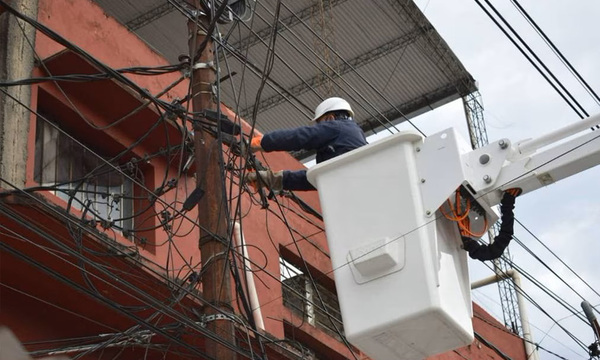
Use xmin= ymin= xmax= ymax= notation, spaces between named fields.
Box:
xmin=461 ymin=190 xmax=519 ymax=261
xmin=260 ymin=122 xmax=339 ymax=153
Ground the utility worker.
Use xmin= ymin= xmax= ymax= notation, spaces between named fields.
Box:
xmin=247 ymin=97 xmax=367 ymax=192
xmin=461 ymin=188 xmax=522 ymax=261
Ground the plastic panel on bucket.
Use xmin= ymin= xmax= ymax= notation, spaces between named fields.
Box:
xmin=307 ymin=131 xmax=474 ymax=360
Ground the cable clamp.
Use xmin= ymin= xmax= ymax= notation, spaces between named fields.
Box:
xmin=200 ymin=313 xmax=234 ymax=327
xmin=192 ymin=61 xmax=216 ymax=71
xmin=190 ymin=9 xmax=208 ymax=19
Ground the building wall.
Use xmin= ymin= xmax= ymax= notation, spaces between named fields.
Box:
xmin=0 ymin=1 xmax=527 ymax=359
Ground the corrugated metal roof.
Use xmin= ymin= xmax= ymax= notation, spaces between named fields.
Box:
xmin=92 ymin=0 xmax=476 ymax=145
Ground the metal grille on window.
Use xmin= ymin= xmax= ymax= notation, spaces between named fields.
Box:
xmin=280 ymin=257 xmax=344 ymax=339
xmin=34 ymin=116 xmax=134 ymax=232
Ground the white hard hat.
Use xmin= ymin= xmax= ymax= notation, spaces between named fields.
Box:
xmin=312 ymin=97 xmax=354 ymax=121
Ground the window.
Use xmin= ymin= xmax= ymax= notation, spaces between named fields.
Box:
xmin=280 ymin=257 xmax=345 ymax=339
xmin=33 ymin=116 xmax=136 ymax=232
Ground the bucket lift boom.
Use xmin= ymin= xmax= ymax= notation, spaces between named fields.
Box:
xmin=418 ymin=113 xmax=600 ymax=228
xmin=306 ymin=113 xmax=600 ymax=360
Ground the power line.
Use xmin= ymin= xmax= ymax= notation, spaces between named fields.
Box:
xmin=509 ymin=0 xmax=600 ymax=107
xmin=514 ymin=218 xmax=600 ymax=299
xmin=473 ymin=0 xmax=590 ymax=119
xmin=1 ymin=3 xmax=366 ymax=358
xmin=3 ymin=1 xmax=596 ymax=358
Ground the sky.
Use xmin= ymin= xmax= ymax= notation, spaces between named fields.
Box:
xmin=400 ymin=1 xmax=600 ymax=359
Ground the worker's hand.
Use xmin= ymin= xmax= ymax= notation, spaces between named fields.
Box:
xmin=500 ymin=187 xmax=521 ymax=213
xmin=250 ymin=135 xmax=263 ymax=152
xmin=245 ymin=170 xmax=284 ymax=193
xmin=461 ymin=236 xmax=478 ymax=252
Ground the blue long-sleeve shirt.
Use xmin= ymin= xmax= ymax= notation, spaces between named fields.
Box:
xmin=261 ymin=118 xmax=367 ymax=190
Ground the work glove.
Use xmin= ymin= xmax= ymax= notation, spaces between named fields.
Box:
xmin=245 ymin=170 xmax=284 ymax=193
xmin=250 ymin=135 xmax=263 ymax=152
xmin=461 ymin=236 xmax=479 ymax=252
xmin=500 ymin=187 xmax=522 ymax=213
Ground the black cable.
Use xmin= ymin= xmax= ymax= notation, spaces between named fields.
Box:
xmin=474 ymin=0 xmax=588 ymax=119
xmin=479 ymin=259 xmax=590 ymax=352
xmin=0 ymin=65 xmax=185 ymax=87
xmin=273 ymin=1 xmax=424 ymax=135
xmin=271 ymin=198 xmax=359 ymax=360
xmin=474 ymin=331 xmax=513 ymax=360
xmin=0 ymin=181 xmax=211 ymax=321
xmin=0 ymin=241 xmax=221 ymax=360
xmin=0 ymin=204 xmax=254 ymax=359
xmin=0 ymin=281 xmax=120 ymax=334
xmin=0 ymin=87 xmax=227 ymax=245
xmin=1 ymin=6 xmax=346 ymax=358
xmin=511 ymin=233 xmax=598 ymax=307
xmin=510 ymin=0 xmax=600 ymax=106
xmin=513 ymin=217 xmax=600 ymax=299
xmin=473 ymin=313 xmax=573 ymax=360
xmin=0 ymin=0 xmax=178 ymax=115
xmin=247 ymin=1 xmax=402 ymax=134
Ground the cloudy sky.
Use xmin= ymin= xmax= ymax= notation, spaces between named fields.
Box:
xmin=406 ymin=1 xmax=600 ymax=359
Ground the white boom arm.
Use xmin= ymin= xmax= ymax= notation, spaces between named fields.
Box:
xmin=418 ymin=113 xmax=600 ymax=228
xmin=477 ymin=113 xmax=600 ymax=207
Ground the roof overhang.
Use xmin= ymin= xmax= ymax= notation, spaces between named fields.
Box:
xmin=93 ymin=0 xmax=477 ymax=158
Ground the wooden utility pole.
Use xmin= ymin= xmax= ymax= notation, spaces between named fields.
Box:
xmin=187 ymin=2 xmax=236 ymax=359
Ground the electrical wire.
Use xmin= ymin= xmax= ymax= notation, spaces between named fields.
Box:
xmin=1 ymin=2 xmax=370 ymax=358
xmin=0 ymin=203 xmax=253 ymax=359
xmin=474 ymin=0 xmax=590 ymax=119
xmin=0 ymin=64 xmax=186 ymax=87
xmin=509 ymin=0 xmax=600 ymax=107
xmin=3 ymin=1 xmax=596 ymax=358
xmin=479 ymin=258 xmax=591 ymax=354
xmin=513 ymin=217 xmax=600 ymax=299
xmin=0 ymin=0 xmax=181 ymax=116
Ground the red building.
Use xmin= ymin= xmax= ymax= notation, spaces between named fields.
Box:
xmin=1 ymin=1 xmax=527 ymax=359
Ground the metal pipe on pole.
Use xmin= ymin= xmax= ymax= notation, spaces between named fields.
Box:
xmin=233 ymin=222 xmax=265 ymax=331
xmin=187 ymin=2 xmax=236 ymax=358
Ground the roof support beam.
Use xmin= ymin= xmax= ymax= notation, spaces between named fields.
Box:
xmin=231 ymin=0 xmax=350 ymax=51
xmin=387 ymin=0 xmax=476 ymax=95
xmin=126 ymin=3 xmax=175 ymax=31
xmin=239 ymin=26 xmax=431 ymax=118
xmin=361 ymin=77 xmax=473 ymax=133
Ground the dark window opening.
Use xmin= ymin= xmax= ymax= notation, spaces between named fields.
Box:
xmin=33 ymin=114 xmax=142 ymax=233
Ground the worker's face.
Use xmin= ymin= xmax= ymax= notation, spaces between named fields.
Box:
xmin=315 ymin=114 xmax=333 ymax=124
